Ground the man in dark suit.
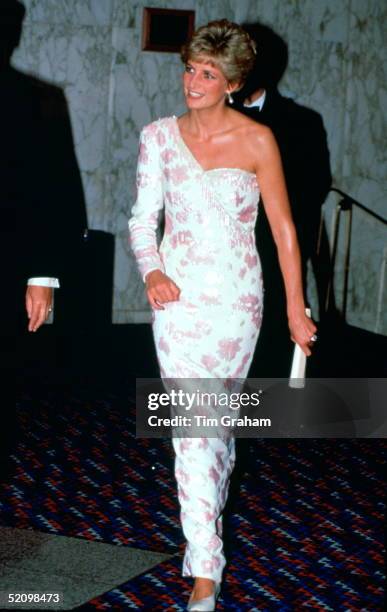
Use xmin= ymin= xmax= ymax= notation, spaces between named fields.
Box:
xmin=1 ymin=0 xmax=87 ymax=337
xmin=234 ymin=23 xmax=332 ymax=377
xmin=1 ymin=0 xmax=87 ymax=480
xmin=1 ymin=1 xmax=60 ymax=336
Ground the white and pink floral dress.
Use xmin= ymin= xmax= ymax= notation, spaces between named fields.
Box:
xmin=129 ymin=116 xmax=263 ymax=582
xmin=129 ymin=116 xmax=263 ymax=377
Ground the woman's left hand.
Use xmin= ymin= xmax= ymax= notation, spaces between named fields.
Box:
xmin=288 ymin=308 xmax=318 ymax=357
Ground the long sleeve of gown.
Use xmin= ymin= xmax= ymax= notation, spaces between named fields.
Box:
xmin=129 ymin=125 xmax=165 ymax=282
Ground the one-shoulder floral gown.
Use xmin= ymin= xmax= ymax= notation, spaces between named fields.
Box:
xmin=129 ymin=116 xmax=263 ymax=583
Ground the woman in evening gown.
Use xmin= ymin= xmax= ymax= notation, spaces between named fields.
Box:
xmin=129 ymin=19 xmax=317 ymax=611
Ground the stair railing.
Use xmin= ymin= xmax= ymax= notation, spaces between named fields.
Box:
xmin=324 ymin=188 xmax=387 ymax=323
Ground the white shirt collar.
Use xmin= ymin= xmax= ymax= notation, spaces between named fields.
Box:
xmin=243 ymin=90 xmax=266 ymax=111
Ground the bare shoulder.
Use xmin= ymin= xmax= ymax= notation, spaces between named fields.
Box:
xmin=229 ymin=110 xmax=274 ymax=144
xmin=228 ymin=110 xmax=281 ymax=173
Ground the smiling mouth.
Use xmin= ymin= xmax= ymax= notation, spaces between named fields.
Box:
xmin=187 ymin=90 xmax=204 ymax=98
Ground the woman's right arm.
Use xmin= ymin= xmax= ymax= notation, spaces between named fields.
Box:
xmin=128 ymin=125 xmax=180 ymax=310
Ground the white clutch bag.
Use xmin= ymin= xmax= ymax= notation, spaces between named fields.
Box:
xmin=289 ymin=308 xmax=311 ymax=389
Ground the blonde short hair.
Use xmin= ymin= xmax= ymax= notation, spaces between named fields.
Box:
xmin=181 ymin=19 xmax=256 ymax=88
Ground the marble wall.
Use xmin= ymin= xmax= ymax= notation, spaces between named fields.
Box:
xmin=12 ymin=0 xmax=386 ymax=333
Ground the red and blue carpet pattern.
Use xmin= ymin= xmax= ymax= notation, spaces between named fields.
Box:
xmin=1 ymin=387 xmax=385 ymax=610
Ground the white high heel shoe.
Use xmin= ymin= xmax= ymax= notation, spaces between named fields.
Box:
xmin=187 ymin=583 xmax=221 ymax=611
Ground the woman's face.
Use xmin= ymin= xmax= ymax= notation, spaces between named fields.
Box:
xmin=183 ymin=57 xmax=231 ymax=110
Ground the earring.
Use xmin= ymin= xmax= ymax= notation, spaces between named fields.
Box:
xmin=227 ymin=92 xmax=234 ymax=104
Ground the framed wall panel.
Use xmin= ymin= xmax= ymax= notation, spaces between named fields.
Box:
xmin=142 ymin=7 xmax=195 ymax=53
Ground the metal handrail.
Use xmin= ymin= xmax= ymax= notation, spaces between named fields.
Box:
xmin=325 ymin=187 xmax=386 ymax=320
xmin=329 ymin=187 xmax=387 ymax=225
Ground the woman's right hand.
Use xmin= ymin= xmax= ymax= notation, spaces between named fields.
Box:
xmin=145 ymin=269 xmax=181 ymax=310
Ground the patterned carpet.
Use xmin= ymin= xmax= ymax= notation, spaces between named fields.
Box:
xmin=1 ymin=385 xmax=385 ymax=610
